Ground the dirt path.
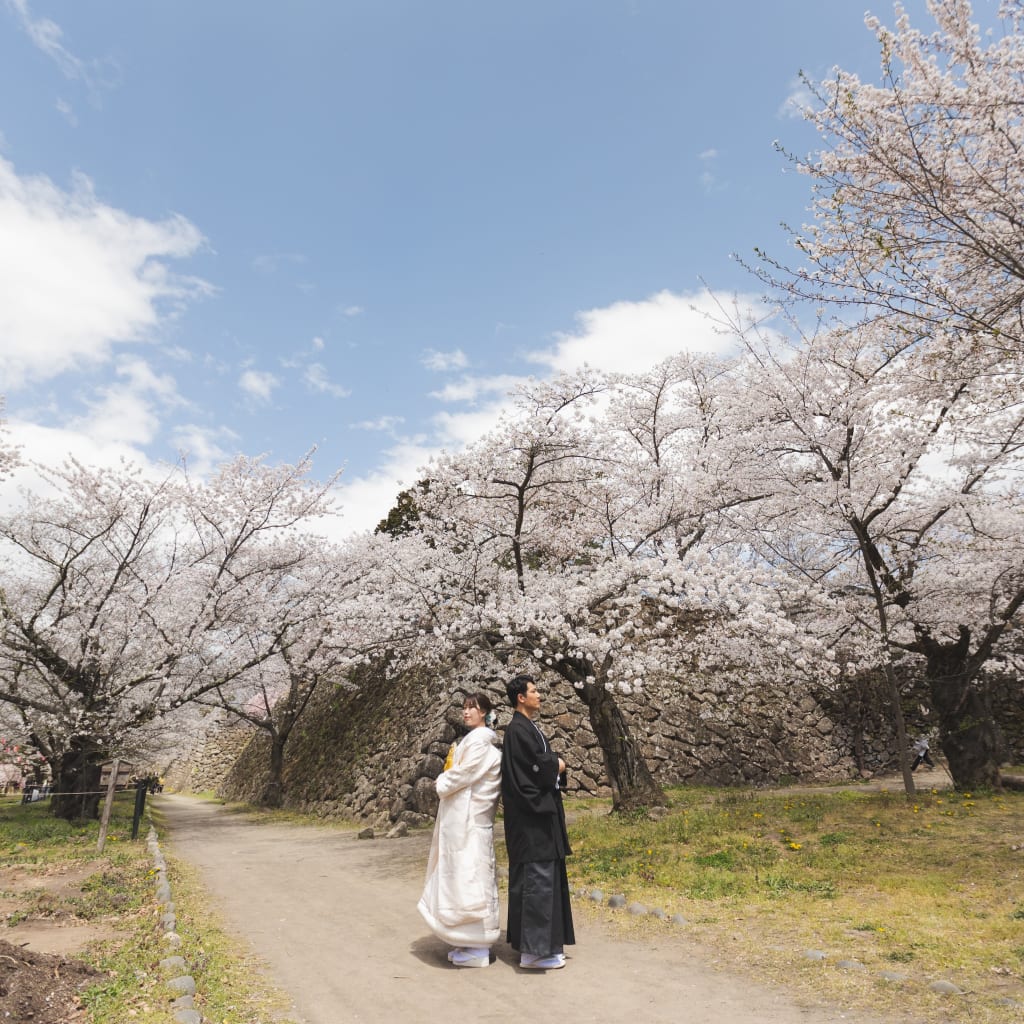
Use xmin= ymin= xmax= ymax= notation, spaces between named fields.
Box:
xmin=158 ymin=795 xmax=890 ymax=1024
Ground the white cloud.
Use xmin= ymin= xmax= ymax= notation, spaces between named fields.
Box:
xmin=303 ymin=363 xmax=350 ymax=398
xmin=55 ymin=97 xmax=77 ymax=125
xmin=698 ymin=149 xmax=723 ymax=194
xmin=779 ymin=78 xmax=814 ymax=119
xmin=238 ymin=369 xmax=279 ymax=402
xmin=351 ymin=415 xmax=405 ymax=433
xmin=342 ymin=305 xmax=364 ymax=317
xmin=0 ymin=156 xmax=208 ymax=390
xmin=252 ymin=251 xmax=306 ymax=274
xmin=170 ymin=423 xmax=239 ymax=477
xmin=311 ymin=336 xmax=325 ymax=351
xmin=421 ymin=348 xmax=468 ymax=372
xmin=7 ymin=0 xmax=85 ymax=79
xmin=70 ymin=356 xmax=182 ymax=447
xmin=429 ymin=374 xmax=523 ymax=404
xmin=527 ymin=289 xmax=742 ymax=374
xmin=432 ymin=403 xmax=513 ymax=449
xmin=6 ymin=0 xmax=118 ymax=98
xmin=331 ymin=440 xmax=436 ymax=535
xmin=0 ymin=415 xmax=161 ymax=507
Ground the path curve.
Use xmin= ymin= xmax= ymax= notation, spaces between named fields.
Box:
xmin=158 ymin=795 xmax=887 ymax=1024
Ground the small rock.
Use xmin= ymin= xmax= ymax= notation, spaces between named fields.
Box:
xmin=928 ymin=980 xmax=963 ymax=995
xmin=358 ymin=826 xmax=375 ymax=840
xmin=627 ymin=902 xmax=647 ymax=916
xmin=167 ymin=975 xmax=196 ymax=996
xmin=161 ymin=913 xmax=177 ymax=930
xmin=386 ymin=822 xmax=409 ymax=838
xmin=607 ymin=893 xmax=626 ymax=909
xmin=877 ymin=970 xmax=908 ymax=983
xmin=174 ymin=1010 xmax=203 ymax=1024
xmin=803 ymin=949 xmax=828 ymax=961
xmin=163 ymin=932 xmax=182 ymax=948
xmin=160 ymin=956 xmax=187 ymax=972
xmin=172 ymin=994 xmax=195 ymax=1009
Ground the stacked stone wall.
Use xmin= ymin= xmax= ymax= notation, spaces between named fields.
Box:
xmin=183 ymin=663 xmax=929 ymax=826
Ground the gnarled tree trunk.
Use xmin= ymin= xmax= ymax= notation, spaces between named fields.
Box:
xmin=51 ymin=736 xmax=103 ymax=821
xmin=574 ymin=674 xmax=665 ymax=812
xmin=923 ymin=630 xmax=1002 ymax=789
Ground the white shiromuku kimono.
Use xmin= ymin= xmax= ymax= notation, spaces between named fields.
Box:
xmin=417 ymin=726 xmax=502 ymax=947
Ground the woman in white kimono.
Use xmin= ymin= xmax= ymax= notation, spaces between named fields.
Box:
xmin=417 ymin=693 xmax=502 ymax=968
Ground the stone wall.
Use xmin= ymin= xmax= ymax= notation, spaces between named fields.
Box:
xmin=170 ymin=662 xmax=930 ymax=826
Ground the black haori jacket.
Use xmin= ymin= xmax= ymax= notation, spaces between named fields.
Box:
xmin=500 ymin=711 xmax=572 ymax=866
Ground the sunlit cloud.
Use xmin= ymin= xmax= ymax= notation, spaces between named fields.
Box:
xmin=698 ymin=149 xmax=724 ymax=194
xmin=303 ymin=363 xmax=350 ymax=398
xmin=779 ymin=78 xmax=814 ymax=119
xmin=171 ymin=423 xmax=240 ymax=476
xmin=238 ymin=369 xmax=279 ymax=402
xmin=351 ymin=415 xmax=405 ymax=433
xmin=528 ymin=289 xmax=743 ymax=374
xmin=252 ymin=251 xmax=306 ymax=274
xmin=55 ymin=97 xmax=77 ymax=125
xmin=6 ymin=0 xmax=119 ymax=98
xmin=70 ymin=356 xmax=183 ymax=447
xmin=0 ymin=156 xmax=209 ymax=390
xmin=421 ymin=348 xmax=468 ymax=372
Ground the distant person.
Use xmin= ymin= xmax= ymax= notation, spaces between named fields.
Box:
xmin=501 ymin=673 xmax=575 ymax=970
xmin=418 ymin=692 xmax=502 ymax=968
xmin=911 ymin=735 xmax=935 ymax=771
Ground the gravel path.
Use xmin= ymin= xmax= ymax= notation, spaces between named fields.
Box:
xmin=158 ymin=794 xmax=891 ymax=1024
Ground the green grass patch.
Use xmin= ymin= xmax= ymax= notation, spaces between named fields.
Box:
xmin=566 ymin=784 xmax=1024 ymax=1021
xmin=0 ymin=795 xmax=293 ymax=1024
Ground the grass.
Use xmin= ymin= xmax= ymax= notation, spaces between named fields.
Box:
xmin=564 ymin=784 xmax=1024 ymax=1023
xmin=0 ymin=795 xmax=293 ymax=1024
xmin=4 ymin=781 xmax=1023 ymax=1024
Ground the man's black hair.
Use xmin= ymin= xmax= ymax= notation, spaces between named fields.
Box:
xmin=506 ymin=673 xmax=535 ymax=709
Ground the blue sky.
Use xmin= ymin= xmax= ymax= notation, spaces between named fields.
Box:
xmin=0 ymin=0 xmax=979 ymax=532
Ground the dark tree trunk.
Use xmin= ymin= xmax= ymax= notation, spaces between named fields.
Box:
xmin=576 ymin=677 xmax=665 ymax=812
xmin=51 ymin=737 xmax=103 ymax=821
xmin=923 ymin=630 xmax=1002 ymax=789
xmin=258 ymin=734 xmax=287 ymax=808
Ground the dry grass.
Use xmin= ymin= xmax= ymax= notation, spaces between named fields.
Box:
xmin=564 ymin=783 xmax=1024 ymax=1024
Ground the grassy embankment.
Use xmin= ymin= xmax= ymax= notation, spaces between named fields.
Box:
xmin=0 ymin=794 xmax=289 ymax=1024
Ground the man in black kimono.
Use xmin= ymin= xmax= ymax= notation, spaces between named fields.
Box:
xmin=501 ymin=673 xmax=575 ymax=970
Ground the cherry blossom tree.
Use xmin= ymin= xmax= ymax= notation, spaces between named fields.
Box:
xmin=370 ymin=367 xmax=828 ymax=810
xmin=0 ymin=452 xmax=340 ymax=819
xmin=760 ymin=0 xmax=1024 ymax=351
xmin=730 ymin=315 xmax=1024 ymax=790
xmin=0 ymin=399 xmax=21 ymax=483
xmin=192 ymin=537 xmax=382 ymax=807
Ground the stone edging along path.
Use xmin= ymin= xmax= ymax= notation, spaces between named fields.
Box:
xmin=146 ymin=823 xmax=204 ymax=1024
xmin=567 ymin=881 xmax=1021 ymax=1009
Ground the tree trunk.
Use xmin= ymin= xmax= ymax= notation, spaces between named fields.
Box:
xmin=576 ymin=678 xmax=665 ymax=812
xmin=51 ymin=737 xmax=103 ymax=821
xmin=881 ymin=660 xmax=916 ymax=798
xmin=259 ymin=733 xmax=286 ymax=808
xmin=923 ymin=632 xmax=1002 ymax=789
